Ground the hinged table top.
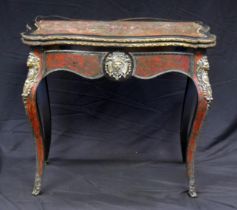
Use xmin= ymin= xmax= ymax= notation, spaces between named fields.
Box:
xmin=21 ymin=17 xmax=216 ymax=48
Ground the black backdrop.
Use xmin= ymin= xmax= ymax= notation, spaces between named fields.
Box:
xmin=0 ymin=0 xmax=237 ymax=209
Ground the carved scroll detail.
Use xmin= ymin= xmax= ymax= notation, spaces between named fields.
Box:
xmin=104 ymin=52 xmax=133 ymax=80
xmin=22 ymin=52 xmax=40 ymax=105
xmin=196 ymin=56 xmax=213 ymax=103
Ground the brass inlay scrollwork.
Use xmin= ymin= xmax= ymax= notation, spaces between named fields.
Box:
xmin=196 ymin=56 xmax=213 ymax=103
xmin=22 ymin=39 xmax=216 ymax=48
xmin=22 ymin=52 xmax=40 ymax=104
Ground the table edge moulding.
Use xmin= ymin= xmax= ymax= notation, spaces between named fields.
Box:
xmin=20 ymin=16 xmax=216 ymax=198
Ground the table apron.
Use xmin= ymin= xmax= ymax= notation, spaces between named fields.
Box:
xmin=43 ymin=50 xmax=194 ymax=79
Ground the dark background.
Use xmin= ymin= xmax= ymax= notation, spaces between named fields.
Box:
xmin=0 ymin=0 xmax=237 ymax=209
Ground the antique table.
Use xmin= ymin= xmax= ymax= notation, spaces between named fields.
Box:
xmin=21 ymin=17 xmax=216 ymax=197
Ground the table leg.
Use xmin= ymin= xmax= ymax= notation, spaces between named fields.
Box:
xmin=37 ymin=78 xmax=52 ymax=164
xmin=186 ymin=55 xmax=213 ymax=198
xmin=180 ymin=78 xmax=198 ymax=163
xmin=22 ymin=51 xmax=45 ymax=195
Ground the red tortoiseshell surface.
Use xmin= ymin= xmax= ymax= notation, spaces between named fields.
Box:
xmin=45 ymin=52 xmax=103 ymax=78
xmin=135 ymin=54 xmax=191 ymax=77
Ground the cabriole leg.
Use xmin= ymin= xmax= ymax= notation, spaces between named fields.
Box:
xmin=22 ymin=51 xmax=45 ymax=196
xmin=180 ymin=78 xmax=197 ymax=163
xmin=187 ymin=55 xmax=213 ymax=198
xmin=37 ymin=78 xmax=52 ymax=164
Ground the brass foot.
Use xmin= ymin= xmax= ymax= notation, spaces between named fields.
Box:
xmin=32 ymin=187 xmax=41 ymax=196
xmin=32 ymin=173 xmax=41 ymax=196
xmin=188 ymin=185 xmax=198 ymax=198
xmin=188 ymin=189 xmax=198 ymax=198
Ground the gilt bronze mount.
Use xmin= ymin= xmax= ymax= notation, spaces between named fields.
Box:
xmin=104 ymin=52 xmax=134 ymax=80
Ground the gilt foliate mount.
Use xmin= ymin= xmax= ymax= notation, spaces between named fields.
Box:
xmin=22 ymin=52 xmax=40 ymax=104
xmin=196 ymin=56 xmax=213 ymax=103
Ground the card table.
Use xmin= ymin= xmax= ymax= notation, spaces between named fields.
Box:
xmin=21 ymin=17 xmax=216 ymax=197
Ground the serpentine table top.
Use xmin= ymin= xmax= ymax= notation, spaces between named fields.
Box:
xmin=21 ymin=18 xmax=216 ymax=48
